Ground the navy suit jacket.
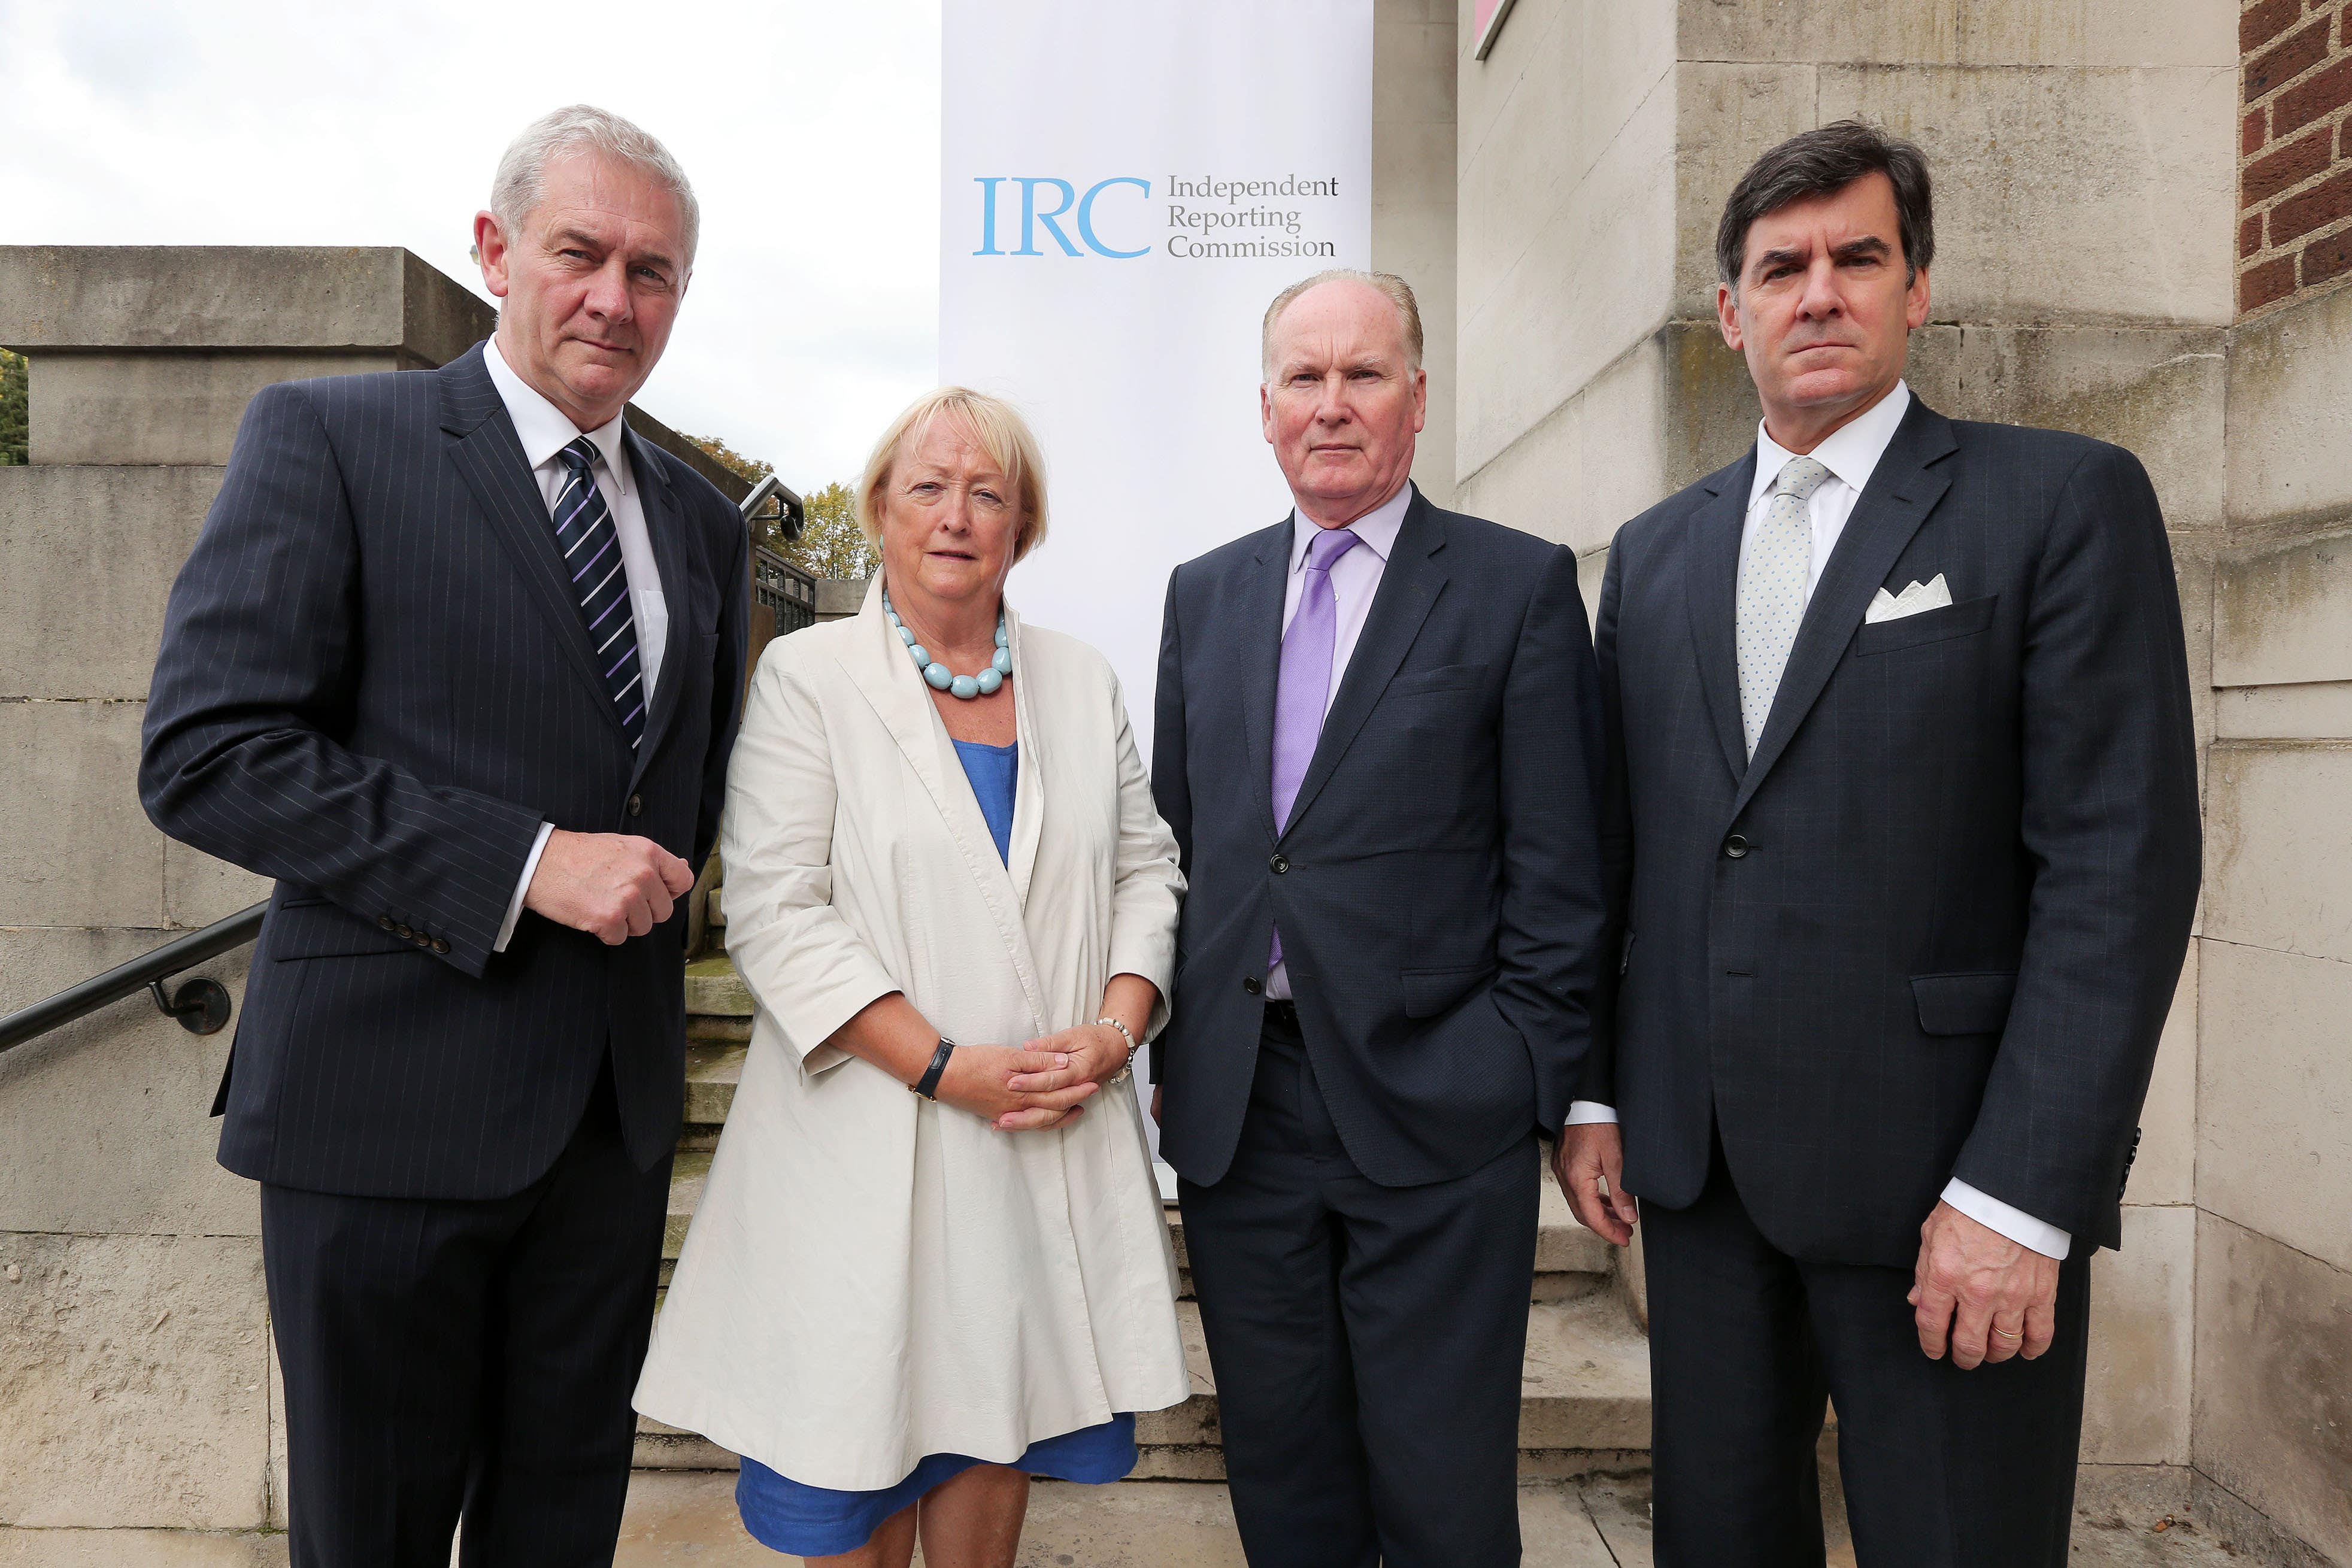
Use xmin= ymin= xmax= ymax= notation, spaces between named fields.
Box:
xmin=1151 ymin=488 xmax=1608 ymax=1189
xmin=1586 ymin=396 xmax=2200 ymax=1263
xmin=141 ymin=342 xmax=749 ymax=1200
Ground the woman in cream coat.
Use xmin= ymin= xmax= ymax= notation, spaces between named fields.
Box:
xmin=635 ymin=388 xmax=1189 ymax=1567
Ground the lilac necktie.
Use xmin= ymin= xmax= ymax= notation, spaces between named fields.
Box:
xmin=1268 ymin=525 xmax=1361 ymax=970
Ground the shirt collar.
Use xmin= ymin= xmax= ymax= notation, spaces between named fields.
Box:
xmin=1288 ymin=480 xmax=1415 ymax=574
xmin=484 ymin=336 xmax=632 ymax=497
xmin=1748 ymin=380 xmax=1910 ymax=508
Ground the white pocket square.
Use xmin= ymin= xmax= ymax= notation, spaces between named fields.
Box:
xmin=1866 ymin=573 xmax=1953 ymax=623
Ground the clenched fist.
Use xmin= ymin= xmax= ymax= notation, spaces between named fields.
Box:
xmin=523 ymin=830 xmax=696 ymax=945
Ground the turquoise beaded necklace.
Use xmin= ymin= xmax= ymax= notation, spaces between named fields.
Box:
xmin=883 ymin=589 xmax=1013 ymax=700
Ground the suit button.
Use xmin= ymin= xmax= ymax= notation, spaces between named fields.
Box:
xmin=377 ymin=916 xmax=396 ymax=932
xmin=413 ymin=935 xmax=431 ymax=948
xmin=1723 ymin=835 xmax=1750 ymax=860
xmin=395 ymin=923 xmax=414 ymax=939
xmin=628 ymin=793 xmax=644 ymax=818
xmin=1242 ymin=976 xmax=1263 ymax=996
xmin=1268 ymin=853 xmax=1289 ymax=874
xmin=432 ymin=938 xmax=450 ymax=955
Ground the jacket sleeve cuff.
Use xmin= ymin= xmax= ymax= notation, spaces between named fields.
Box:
xmin=494 ymin=823 xmax=556 ymax=954
xmin=1564 ymin=1101 xmax=1619 ymax=1127
xmin=1942 ymin=1178 xmax=2072 ymax=1260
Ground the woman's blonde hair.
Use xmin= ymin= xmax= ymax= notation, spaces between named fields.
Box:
xmin=856 ymin=387 xmax=1050 ymax=564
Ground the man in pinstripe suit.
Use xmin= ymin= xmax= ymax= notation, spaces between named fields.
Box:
xmin=140 ymin=107 xmax=748 ymax=1566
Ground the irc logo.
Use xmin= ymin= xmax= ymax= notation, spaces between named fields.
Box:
xmin=972 ymin=177 xmax=1151 ymax=259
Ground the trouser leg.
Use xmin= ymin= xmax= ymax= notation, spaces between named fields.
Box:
xmin=1179 ymin=1024 xmax=1377 ymax=1568
xmin=1803 ymin=1246 xmax=2092 ymax=1568
xmin=1329 ymin=1126 xmax=1538 ymax=1568
xmin=460 ymin=1057 xmax=673 ymax=1568
xmin=262 ymin=1181 xmax=513 ymax=1568
xmin=1638 ymin=1149 xmax=1830 ymax=1568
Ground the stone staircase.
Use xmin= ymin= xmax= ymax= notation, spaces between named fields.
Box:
xmin=637 ymin=890 xmax=1654 ymax=1482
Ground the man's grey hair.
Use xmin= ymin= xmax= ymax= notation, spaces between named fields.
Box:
xmin=1260 ymin=269 xmax=1424 ymax=379
xmin=490 ymin=105 xmax=701 ymax=269
xmin=1715 ymin=119 xmax=1933 ymax=290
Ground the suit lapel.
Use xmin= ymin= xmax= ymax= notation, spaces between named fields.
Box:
xmin=625 ymin=427 xmax=694 ymax=785
xmin=439 ymin=345 xmax=626 ymax=737
xmin=1236 ymin=518 xmax=1293 ymax=846
xmin=1684 ymin=454 xmax=1756 ymax=785
xmin=1279 ymin=491 xmax=1448 ymax=841
xmin=1730 ymin=400 xmax=1959 ymax=818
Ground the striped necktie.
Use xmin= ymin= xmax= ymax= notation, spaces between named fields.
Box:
xmin=552 ymin=436 xmax=646 ymax=748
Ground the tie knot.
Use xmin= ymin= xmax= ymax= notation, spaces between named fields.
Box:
xmin=558 ymin=436 xmax=600 ymax=477
xmin=1771 ymin=455 xmax=1834 ymax=503
xmin=1304 ymin=526 xmax=1361 ymax=574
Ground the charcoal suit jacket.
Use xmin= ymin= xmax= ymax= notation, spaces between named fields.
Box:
xmin=1584 ymin=395 xmax=2199 ymax=1263
xmin=141 ymin=341 xmax=749 ymax=1200
xmin=1151 ymin=488 xmax=1608 ymax=1189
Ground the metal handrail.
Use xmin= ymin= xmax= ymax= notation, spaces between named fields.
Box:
xmin=0 ymin=901 xmax=266 ymax=1056
xmin=741 ymin=473 xmax=805 ymax=541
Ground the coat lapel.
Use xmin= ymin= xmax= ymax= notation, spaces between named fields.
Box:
xmin=1236 ymin=517 xmax=1294 ymax=846
xmin=624 ymin=427 xmax=695 ymax=787
xmin=1730 ymin=399 xmax=1960 ymax=818
xmin=835 ymin=580 xmax=1050 ymax=1028
xmin=438 ymin=345 xmax=626 ymax=737
xmin=1684 ymin=454 xmax=1756 ymax=785
xmin=1279 ymin=490 xmax=1448 ymax=841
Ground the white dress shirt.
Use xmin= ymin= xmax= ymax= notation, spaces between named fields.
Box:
xmin=1265 ymin=479 xmax=1414 ymax=1002
xmin=1563 ymin=382 xmax=2071 ymax=1260
xmin=484 ymin=338 xmax=671 ymax=952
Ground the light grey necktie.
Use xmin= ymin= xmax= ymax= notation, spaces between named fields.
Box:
xmin=1735 ymin=454 xmax=1834 ymax=758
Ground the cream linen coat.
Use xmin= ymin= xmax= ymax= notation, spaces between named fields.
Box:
xmin=633 ymin=579 xmax=1190 ymax=1490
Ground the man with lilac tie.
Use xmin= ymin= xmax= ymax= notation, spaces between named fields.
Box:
xmin=140 ymin=106 xmax=747 ymax=1564
xmin=1150 ymin=271 xmax=1608 ymax=1566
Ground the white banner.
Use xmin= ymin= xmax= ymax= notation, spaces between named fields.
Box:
xmin=939 ymin=0 xmax=1373 ymax=1179
xmin=939 ymin=0 xmax=1373 ymax=737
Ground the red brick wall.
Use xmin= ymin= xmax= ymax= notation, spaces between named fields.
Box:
xmin=2240 ymin=0 xmax=2352 ymax=313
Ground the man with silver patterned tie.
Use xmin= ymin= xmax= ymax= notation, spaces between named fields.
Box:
xmin=1554 ymin=122 xmax=2200 ymax=1566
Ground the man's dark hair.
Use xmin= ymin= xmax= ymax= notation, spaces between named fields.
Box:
xmin=1715 ymin=120 xmax=1934 ymax=289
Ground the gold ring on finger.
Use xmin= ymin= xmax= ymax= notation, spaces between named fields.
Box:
xmin=1992 ymin=1327 xmax=2021 ymax=1339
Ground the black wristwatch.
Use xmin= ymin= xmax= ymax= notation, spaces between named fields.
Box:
xmin=910 ymin=1036 xmax=957 ymax=1100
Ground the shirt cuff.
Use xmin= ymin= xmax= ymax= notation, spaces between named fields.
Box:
xmin=1564 ymin=1101 xmax=1619 ymax=1126
xmin=1942 ymin=1178 xmax=2071 ymax=1260
xmin=496 ymin=823 xmax=556 ymax=954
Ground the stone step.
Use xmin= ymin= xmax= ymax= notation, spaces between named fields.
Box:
xmin=634 ymin=1293 xmax=1651 ymax=1478
xmin=684 ymin=956 xmax=752 ymax=1018
xmin=659 ymin=1121 xmax=1611 ymax=1300
xmin=617 ymin=1472 xmax=1661 ymax=1565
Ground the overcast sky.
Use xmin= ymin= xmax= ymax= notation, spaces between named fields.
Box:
xmin=0 ymin=0 xmax=943 ymax=489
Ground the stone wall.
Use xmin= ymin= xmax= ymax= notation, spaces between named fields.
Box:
xmin=0 ymin=246 xmax=742 ymax=1557
xmin=1373 ymin=0 xmax=1460 ymax=508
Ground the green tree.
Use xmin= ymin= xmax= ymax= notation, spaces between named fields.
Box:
xmin=680 ymin=433 xmax=871 ymax=581
xmin=790 ymin=481 xmax=876 ymax=581
xmin=0 ymin=349 xmax=27 ymax=466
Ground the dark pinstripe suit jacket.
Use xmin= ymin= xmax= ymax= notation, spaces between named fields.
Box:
xmin=1151 ymin=490 xmax=1608 ymax=1189
xmin=141 ymin=342 xmax=750 ymax=1200
xmin=1584 ymin=397 xmax=2199 ymax=1263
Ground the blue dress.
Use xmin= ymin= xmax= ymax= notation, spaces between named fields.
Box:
xmin=734 ymin=735 xmax=1139 ymax=1557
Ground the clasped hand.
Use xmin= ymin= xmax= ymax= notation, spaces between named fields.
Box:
xmin=936 ymin=1023 xmax=1129 ymax=1133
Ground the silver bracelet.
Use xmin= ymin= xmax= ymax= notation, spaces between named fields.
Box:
xmin=1095 ymin=1016 xmax=1138 ymax=1081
